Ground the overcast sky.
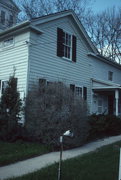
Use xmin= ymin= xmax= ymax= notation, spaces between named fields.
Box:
xmin=92 ymin=0 xmax=121 ymax=13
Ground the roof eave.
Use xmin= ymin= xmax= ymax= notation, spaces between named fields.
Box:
xmin=88 ymin=53 xmax=121 ymax=70
xmin=0 ymin=22 xmax=42 ymax=39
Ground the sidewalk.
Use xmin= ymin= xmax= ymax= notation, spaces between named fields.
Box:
xmin=0 ymin=135 xmax=121 ymax=180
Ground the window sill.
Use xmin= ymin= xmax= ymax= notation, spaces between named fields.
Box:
xmin=61 ymin=57 xmax=76 ymax=63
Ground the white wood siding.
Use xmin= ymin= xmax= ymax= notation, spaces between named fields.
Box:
xmin=28 ymin=17 xmax=92 ymax=109
xmin=90 ymin=57 xmax=121 ymax=85
xmin=0 ymin=32 xmax=29 ymax=98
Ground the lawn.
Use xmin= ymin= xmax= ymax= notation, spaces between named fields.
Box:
xmin=7 ymin=141 xmax=121 ymax=180
xmin=0 ymin=141 xmax=52 ymax=166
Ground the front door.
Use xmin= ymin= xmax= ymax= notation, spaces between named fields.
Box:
xmin=108 ymin=95 xmax=114 ymax=115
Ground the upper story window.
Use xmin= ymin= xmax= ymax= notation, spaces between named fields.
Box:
xmin=1 ymin=10 xmax=5 ymax=25
xmin=63 ymin=33 xmax=72 ymax=59
xmin=9 ymin=15 xmax=14 ymax=26
xmin=108 ymin=71 xmax=113 ymax=81
xmin=3 ymin=37 xmax=14 ymax=47
xmin=57 ymin=28 xmax=77 ymax=62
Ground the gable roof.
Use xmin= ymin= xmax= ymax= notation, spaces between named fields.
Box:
xmin=0 ymin=9 xmax=120 ymax=69
xmin=0 ymin=0 xmax=20 ymax=12
xmin=31 ymin=10 xmax=98 ymax=54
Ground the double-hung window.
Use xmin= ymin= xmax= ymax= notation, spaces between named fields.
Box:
xmin=0 ymin=80 xmax=8 ymax=97
xmin=3 ymin=37 xmax=14 ymax=47
xmin=70 ymin=84 xmax=87 ymax=100
xmin=98 ymin=99 xmax=103 ymax=114
xmin=63 ymin=33 xmax=72 ymax=59
xmin=1 ymin=11 xmax=5 ymax=25
xmin=57 ymin=28 xmax=77 ymax=62
xmin=108 ymin=71 xmax=113 ymax=81
xmin=9 ymin=15 xmax=14 ymax=26
xmin=75 ymin=87 xmax=82 ymax=97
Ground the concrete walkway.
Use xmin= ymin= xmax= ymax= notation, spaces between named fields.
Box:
xmin=0 ymin=135 xmax=121 ymax=180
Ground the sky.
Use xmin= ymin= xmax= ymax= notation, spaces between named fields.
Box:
xmin=92 ymin=0 xmax=121 ymax=13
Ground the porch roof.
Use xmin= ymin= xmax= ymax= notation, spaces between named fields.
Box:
xmin=92 ymin=86 xmax=121 ymax=92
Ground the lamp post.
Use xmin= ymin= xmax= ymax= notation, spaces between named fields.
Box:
xmin=58 ymin=130 xmax=73 ymax=180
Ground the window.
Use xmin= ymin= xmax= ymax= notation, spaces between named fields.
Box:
xmin=108 ymin=71 xmax=113 ymax=81
xmin=98 ymin=99 xmax=103 ymax=114
xmin=75 ymin=87 xmax=82 ymax=97
xmin=63 ymin=33 xmax=72 ymax=59
xmin=0 ymin=80 xmax=8 ymax=95
xmin=3 ymin=37 xmax=14 ymax=47
xmin=1 ymin=11 xmax=5 ymax=25
xmin=70 ymin=84 xmax=87 ymax=100
xmin=57 ymin=28 xmax=77 ymax=62
xmin=9 ymin=15 xmax=13 ymax=26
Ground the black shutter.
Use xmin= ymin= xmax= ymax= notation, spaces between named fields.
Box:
xmin=83 ymin=87 xmax=87 ymax=100
xmin=72 ymin=35 xmax=77 ymax=62
xmin=57 ymin=28 xmax=64 ymax=57
xmin=39 ymin=79 xmax=46 ymax=87
xmin=70 ymin=84 xmax=75 ymax=93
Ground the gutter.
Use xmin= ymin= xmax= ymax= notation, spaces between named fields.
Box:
xmin=91 ymin=78 xmax=121 ymax=87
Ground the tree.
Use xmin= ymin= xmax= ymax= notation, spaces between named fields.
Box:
xmin=0 ymin=73 xmax=22 ymax=139
xmin=14 ymin=0 xmax=93 ymax=23
xmin=25 ymin=82 xmax=89 ymax=147
xmin=85 ymin=7 xmax=121 ymax=63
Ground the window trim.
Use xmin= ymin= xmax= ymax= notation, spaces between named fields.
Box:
xmin=9 ymin=15 xmax=14 ymax=26
xmin=2 ymin=37 xmax=14 ymax=48
xmin=63 ymin=32 xmax=72 ymax=60
xmin=75 ymin=86 xmax=83 ymax=97
xmin=108 ymin=71 xmax=113 ymax=81
xmin=0 ymin=80 xmax=8 ymax=96
xmin=1 ymin=10 xmax=5 ymax=25
xmin=98 ymin=98 xmax=103 ymax=114
xmin=57 ymin=28 xmax=77 ymax=62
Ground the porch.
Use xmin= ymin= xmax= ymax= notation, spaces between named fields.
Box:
xmin=92 ymin=86 xmax=121 ymax=116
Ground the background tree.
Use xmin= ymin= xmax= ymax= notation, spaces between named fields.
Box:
xmin=0 ymin=73 xmax=22 ymax=140
xmin=25 ymin=82 xmax=89 ymax=147
xmin=85 ymin=7 xmax=121 ymax=63
xmin=15 ymin=0 xmax=93 ymax=23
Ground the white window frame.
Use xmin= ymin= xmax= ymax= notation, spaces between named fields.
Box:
xmin=3 ymin=37 xmax=14 ymax=48
xmin=108 ymin=71 xmax=113 ymax=81
xmin=63 ymin=32 xmax=72 ymax=60
xmin=9 ymin=15 xmax=14 ymax=26
xmin=98 ymin=98 xmax=103 ymax=114
xmin=1 ymin=10 xmax=5 ymax=25
xmin=0 ymin=80 xmax=8 ymax=97
xmin=75 ymin=86 xmax=83 ymax=97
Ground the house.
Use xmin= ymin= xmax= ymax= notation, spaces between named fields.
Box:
xmin=0 ymin=1 xmax=121 ymax=123
xmin=0 ymin=0 xmax=20 ymax=31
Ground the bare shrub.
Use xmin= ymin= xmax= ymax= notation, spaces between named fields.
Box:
xmin=25 ymin=82 xmax=89 ymax=147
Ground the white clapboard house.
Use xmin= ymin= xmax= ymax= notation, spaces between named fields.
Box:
xmin=0 ymin=0 xmax=121 ymax=122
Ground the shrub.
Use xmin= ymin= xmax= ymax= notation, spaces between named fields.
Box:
xmin=25 ymin=82 xmax=89 ymax=147
xmin=88 ymin=114 xmax=121 ymax=140
xmin=0 ymin=73 xmax=22 ymax=141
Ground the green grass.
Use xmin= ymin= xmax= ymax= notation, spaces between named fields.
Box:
xmin=7 ymin=141 xmax=121 ymax=180
xmin=0 ymin=141 xmax=52 ymax=166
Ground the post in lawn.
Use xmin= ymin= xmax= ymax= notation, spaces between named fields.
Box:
xmin=58 ymin=130 xmax=73 ymax=180
xmin=119 ymin=148 xmax=121 ymax=180
xmin=58 ymin=136 xmax=63 ymax=180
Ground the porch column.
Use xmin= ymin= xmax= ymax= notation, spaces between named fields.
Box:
xmin=115 ymin=89 xmax=119 ymax=116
